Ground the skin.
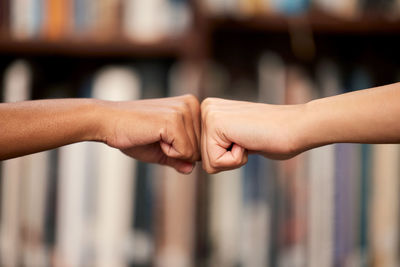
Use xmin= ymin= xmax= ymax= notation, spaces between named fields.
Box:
xmin=1 ymin=83 xmax=400 ymax=174
xmin=201 ymin=82 xmax=400 ymax=173
xmin=0 ymin=94 xmax=201 ymax=174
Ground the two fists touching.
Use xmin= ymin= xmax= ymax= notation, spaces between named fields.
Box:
xmin=2 ymin=83 xmax=398 ymax=170
xmin=104 ymin=94 xmax=304 ymax=174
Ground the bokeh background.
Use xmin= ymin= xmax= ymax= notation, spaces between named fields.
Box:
xmin=1 ymin=0 xmax=400 ymax=266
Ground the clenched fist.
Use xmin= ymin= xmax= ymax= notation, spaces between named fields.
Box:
xmin=200 ymin=98 xmax=305 ymax=173
xmin=102 ymin=94 xmax=201 ymax=174
xmin=0 ymin=95 xmax=201 ymax=174
xmin=4 ymin=82 xmax=399 ymax=174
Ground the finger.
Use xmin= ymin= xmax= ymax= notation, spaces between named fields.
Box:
xmin=210 ymin=143 xmax=248 ymax=170
xmin=160 ymin=116 xmax=193 ymax=160
xmin=181 ymin=102 xmax=199 ymax=162
xmin=186 ymin=96 xmax=201 ymax=160
xmin=201 ymin=118 xmax=215 ymax=173
xmin=163 ymin=157 xmax=195 ymax=174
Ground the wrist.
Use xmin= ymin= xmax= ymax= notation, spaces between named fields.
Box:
xmin=283 ymin=103 xmax=313 ymax=156
xmin=299 ymin=98 xmax=335 ymax=152
xmin=83 ymin=98 xmax=111 ymax=144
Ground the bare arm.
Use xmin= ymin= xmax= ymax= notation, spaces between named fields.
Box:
xmin=201 ymin=82 xmax=400 ymax=173
xmin=0 ymin=95 xmax=200 ymax=174
xmin=0 ymin=99 xmax=101 ymax=159
xmin=302 ymin=82 xmax=400 ymax=149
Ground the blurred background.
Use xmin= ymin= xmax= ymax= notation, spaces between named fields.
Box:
xmin=1 ymin=0 xmax=400 ymax=266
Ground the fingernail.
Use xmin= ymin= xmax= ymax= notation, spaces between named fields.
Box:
xmin=181 ymin=162 xmax=195 ymax=174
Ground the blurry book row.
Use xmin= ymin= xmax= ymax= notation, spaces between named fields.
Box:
xmin=0 ymin=59 xmax=200 ymax=267
xmin=0 ymin=0 xmax=191 ymax=42
xmin=205 ymin=53 xmax=400 ymax=267
xmin=203 ymin=0 xmax=400 ymax=19
xmin=1 ymin=54 xmax=400 ymax=267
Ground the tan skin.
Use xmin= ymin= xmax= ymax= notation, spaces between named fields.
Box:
xmin=0 ymin=94 xmax=201 ymax=174
xmin=1 ymin=83 xmax=400 ymax=174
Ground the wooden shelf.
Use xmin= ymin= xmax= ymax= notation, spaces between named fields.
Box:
xmin=0 ymin=37 xmax=186 ymax=58
xmin=1 ymin=10 xmax=400 ymax=57
xmin=209 ymin=9 xmax=400 ymax=34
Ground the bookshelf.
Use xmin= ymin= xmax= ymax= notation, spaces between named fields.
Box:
xmin=1 ymin=10 xmax=400 ymax=58
xmin=2 ymin=1 xmax=400 ymax=267
xmin=0 ymin=38 xmax=186 ymax=58
xmin=208 ymin=9 xmax=400 ymax=34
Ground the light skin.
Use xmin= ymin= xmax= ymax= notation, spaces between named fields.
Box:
xmin=201 ymin=82 xmax=400 ymax=173
xmin=0 ymin=94 xmax=201 ymax=174
xmin=1 ymin=83 xmax=400 ymax=174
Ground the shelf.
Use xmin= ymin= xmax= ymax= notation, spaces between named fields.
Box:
xmin=209 ymin=9 xmax=400 ymax=34
xmin=0 ymin=37 xmax=186 ymax=58
xmin=1 ymin=10 xmax=399 ymax=58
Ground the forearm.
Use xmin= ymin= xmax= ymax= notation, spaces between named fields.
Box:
xmin=0 ymin=99 xmax=104 ymax=160
xmin=300 ymin=82 xmax=400 ymax=151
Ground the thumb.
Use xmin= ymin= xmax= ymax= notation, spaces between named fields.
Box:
xmin=211 ymin=143 xmax=248 ymax=170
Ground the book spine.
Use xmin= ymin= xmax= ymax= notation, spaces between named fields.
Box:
xmin=91 ymin=66 xmax=140 ymax=267
xmin=209 ymin=169 xmax=243 ymax=267
xmin=0 ymin=60 xmax=32 ymax=267
xmin=44 ymin=0 xmax=71 ymax=40
xmin=20 ymin=152 xmax=50 ymax=267
xmin=0 ymin=0 xmax=10 ymax=36
xmin=239 ymin=51 xmax=286 ymax=267
xmin=154 ymin=61 xmax=200 ymax=267
xmin=370 ymin=144 xmax=400 ymax=267
xmin=276 ymin=65 xmax=312 ymax=267
xmin=122 ymin=0 xmax=167 ymax=42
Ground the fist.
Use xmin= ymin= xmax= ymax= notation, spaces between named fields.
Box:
xmin=200 ymin=98 xmax=303 ymax=173
xmin=103 ymin=94 xmax=201 ymax=174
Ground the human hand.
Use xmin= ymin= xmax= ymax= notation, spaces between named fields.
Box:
xmin=99 ymin=94 xmax=201 ymax=174
xmin=200 ymin=98 xmax=306 ymax=173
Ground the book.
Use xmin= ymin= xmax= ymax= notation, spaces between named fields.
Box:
xmin=155 ymin=167 xmax=197 ymax=267
xmin=239 ymin=51 xmax=285 ymax=267
xmin=370 ymin=144 xmax=400 ymax=267
xmin=202 ymin=60 xmax=243 ymax=267
xmin=271 ymin=0 xmax=309 ymax=14
xmin=123 ymin=0 xmax=167 ymax=42
xmin=73 ymin=0 xmax=96 ymax=35
xmin=153 ymin=61 xmax=200 ymax=267
xmin=19 ymin=152 xmax=50 ymax=267
xmin=56 ymin=141 xmax=93 ymax=267
xmin=277 ymin=65 xmax=312 ymax=267
xmin=128 ymin=62 xmax=167 ymax=266
xmin=209 ymin=169 xmax=243 ymax=267
xmin=55 ymin=72 xmax=95 ymax=266
xmin=313 ymin=0 xmax=360 ymax=19
xmin=306 ymin=61 xmax=336 ymax=267
xmin=0 ymin=0 xmax=10 ymax=36
xmin=91 ymin=66 xmax=140 ymax=267
xmin=165 ymin=0 xmax=191 ymax=36
xmin=44 ymin=0 xmax=72 ymax=40
xmin=97 ymin=0 xmax=121 ymax=38
xmin=0 ymin=60 xmax=33 ymax=267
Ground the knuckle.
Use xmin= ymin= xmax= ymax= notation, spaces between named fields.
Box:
xmin=206 ymin=167 xmax=218 ymax=174
xmin=184 ymin=94 xmax=199 ymax=105
xmin=209 ymin=156 xmax=220 ymax=169
xmin=183 ymin=149 xmax=193 ymax=159
xmin=242 ymin=154 xmax=249 ymax=165
xmin=169 ymin=108 xmax=183 ymax=123
xmin=180 ymin=144 xmax=193 ymax=159
xmin=202 ymin=161 xmax=207 ymax=171
xmin=173 ymin=101 xmax=187 ymax=113
xmin=207 ymin=110 xmax=219 ymax=122
xmin=233 ymin=157 xmax=242 ymax=166
xmin=201 ymin=98 xmax=212 ymax=110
